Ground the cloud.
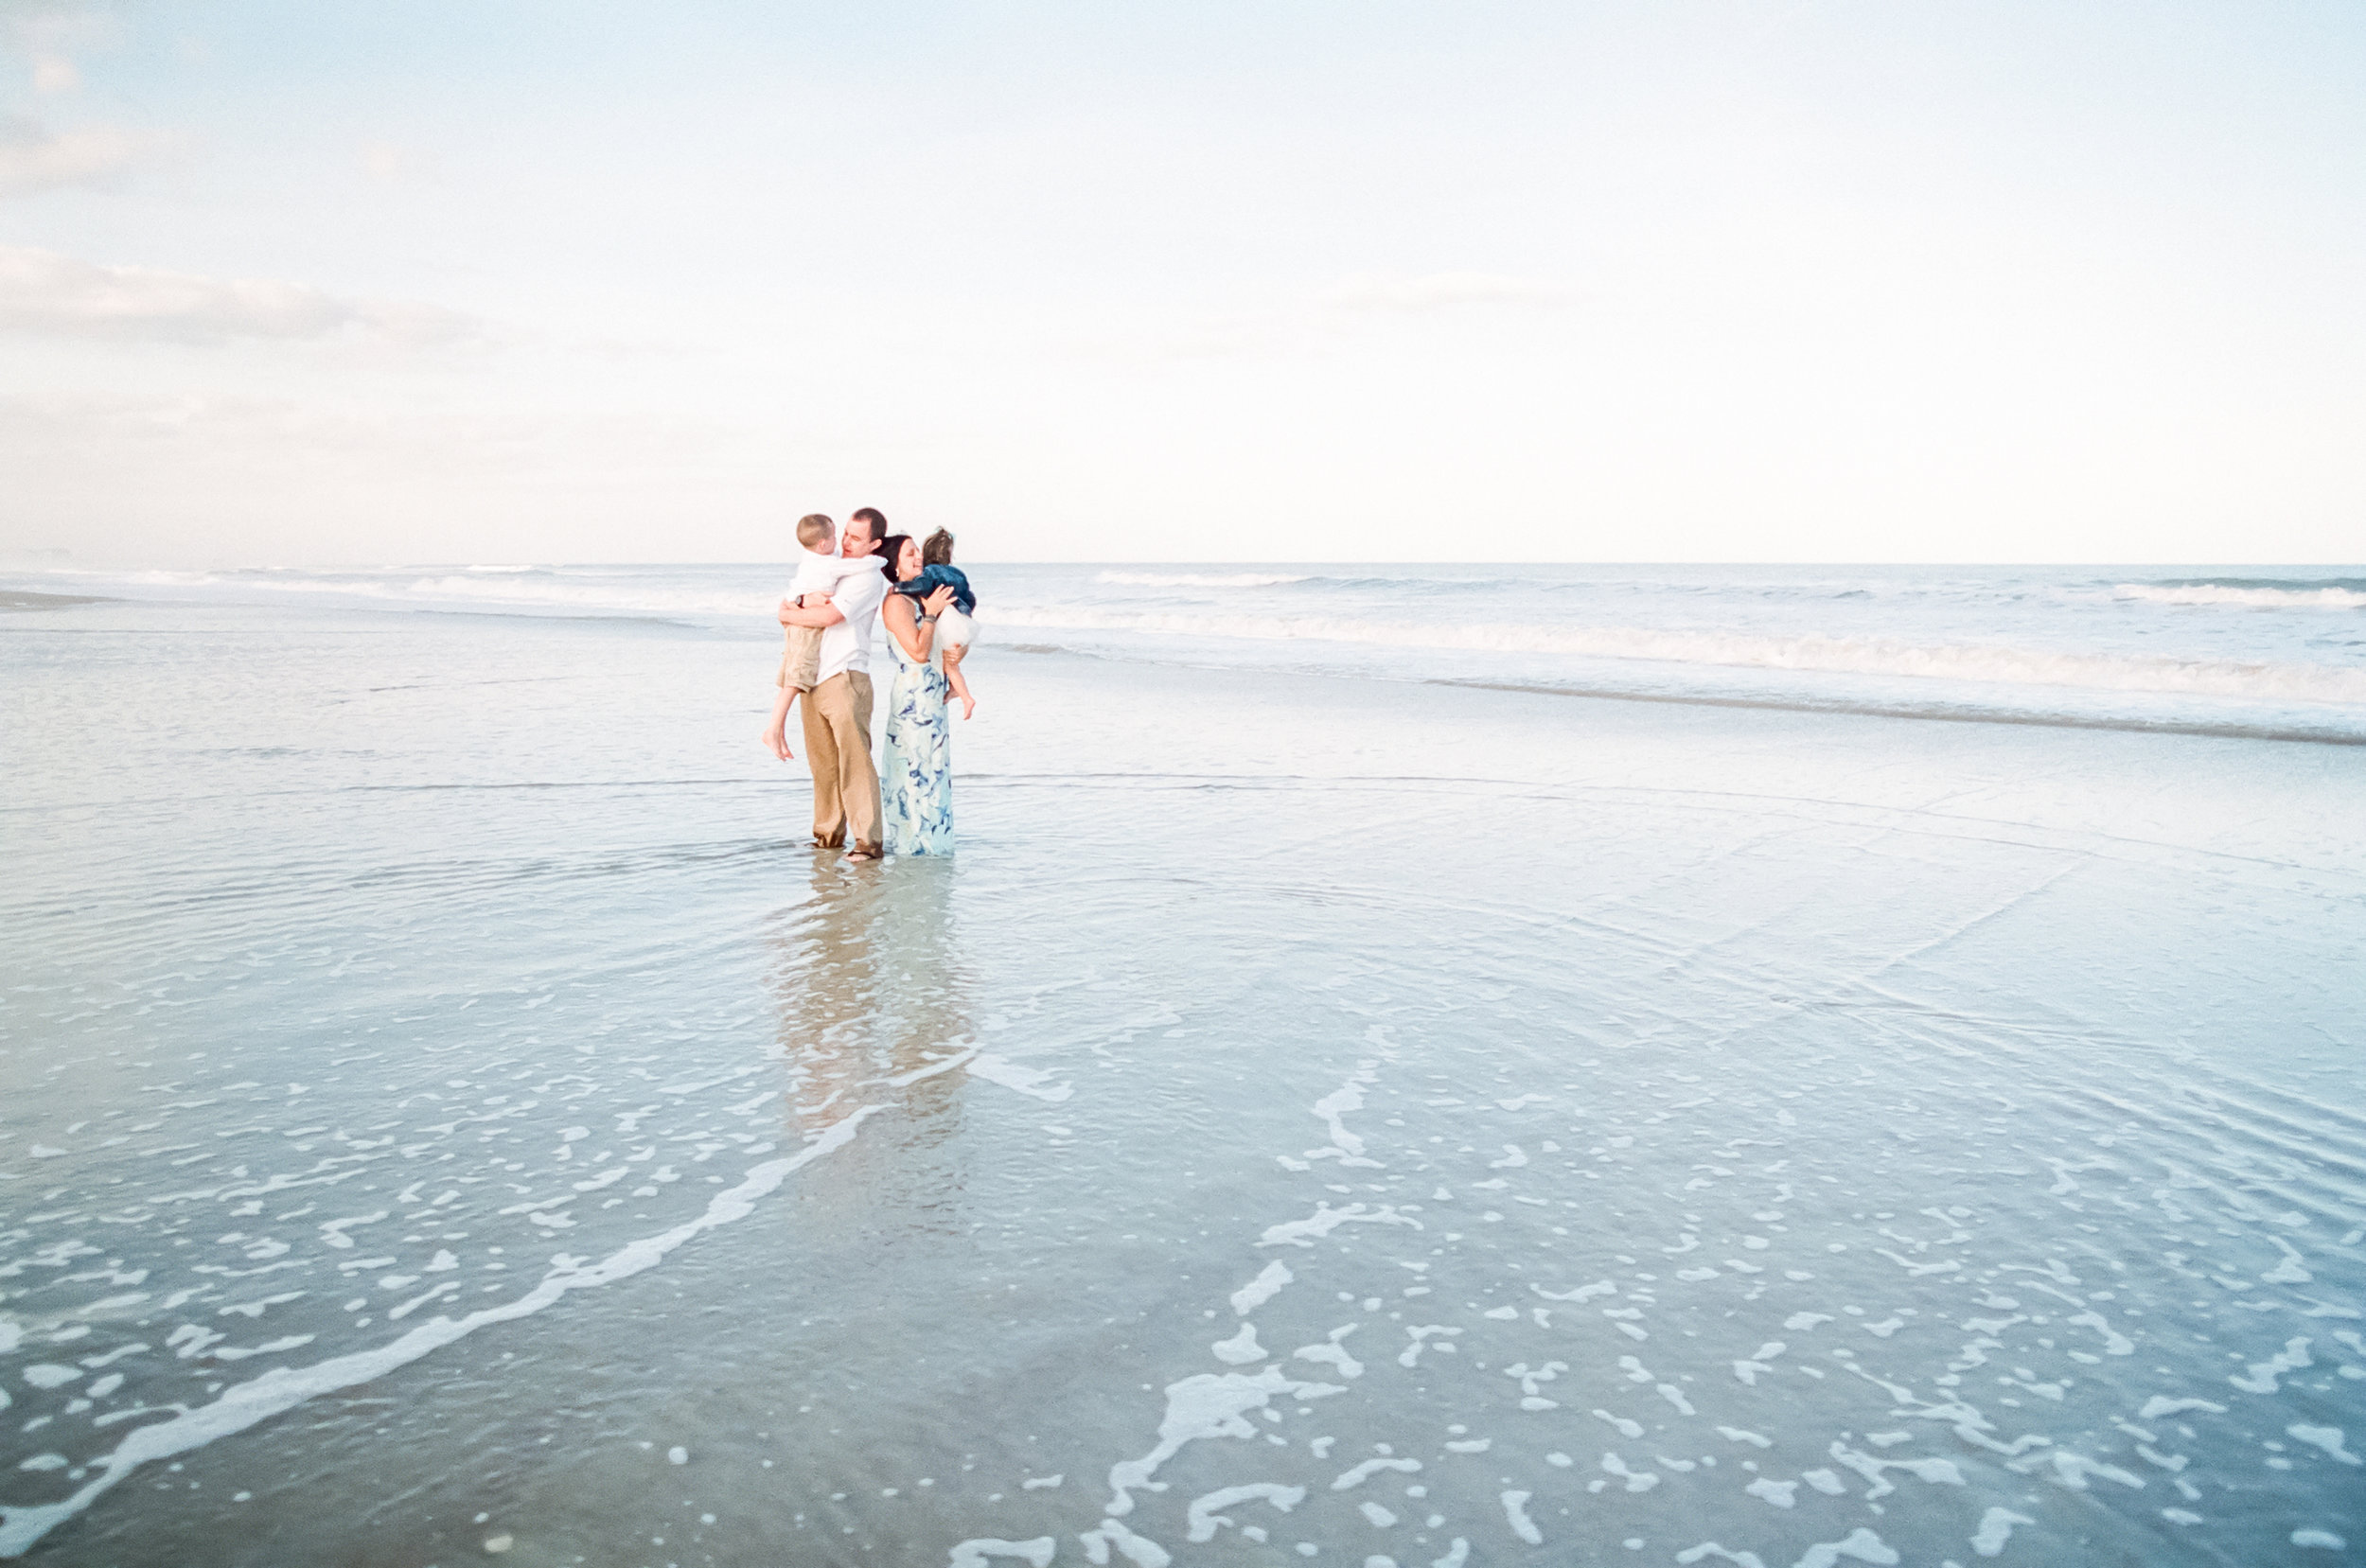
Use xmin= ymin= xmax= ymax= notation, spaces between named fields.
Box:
xmin=0 ymin=244 xmax=484 ymax=344
xmin=2 ymin=0 xmax=111 ymax=78
xmin=0 ymin=113 xmax=151 ymax=195
xmin=1320 ymin=272 xmax=1575 ymax=312
xmin=1 ymin=0 xmax=88 ymax=39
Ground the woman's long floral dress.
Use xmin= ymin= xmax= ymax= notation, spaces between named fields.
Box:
xmin=880 ymin=622 xmax=954 ymax=855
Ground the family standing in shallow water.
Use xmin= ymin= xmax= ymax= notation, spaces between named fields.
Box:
xmin=763 ymin=507 xmax=976 ymax=861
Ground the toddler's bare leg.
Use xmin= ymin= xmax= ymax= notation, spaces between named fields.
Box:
xmin=944 ymin=643 xmax=976 ymax=719
xmin=762 ymin=684 xmax=798 ymax=760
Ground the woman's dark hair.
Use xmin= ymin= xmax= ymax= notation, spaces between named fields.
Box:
xmin=922 ymin=527 xmax=955 ymax=567
xmin=876 ymin=534 xmax=917 ymax=582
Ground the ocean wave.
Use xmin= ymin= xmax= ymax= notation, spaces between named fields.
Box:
xmin=1095 ymin=571 xmax=1314 ymax=589
xmin=2116 ymin=582 xmax=2366 ymax=610
xmin=400 ymin=575 xmax=765 ymax=616
xmin=122 ymin=570 xmax=774 ymax=619
xmin=984 ymin=606 xmax=2366 ymax=707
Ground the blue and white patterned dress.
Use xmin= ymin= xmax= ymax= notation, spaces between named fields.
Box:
xmin=880 ymin=620 xmax=954 ymax=856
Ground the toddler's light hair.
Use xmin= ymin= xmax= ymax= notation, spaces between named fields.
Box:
xmin=795 ymin=513 xmax=836 ymax=550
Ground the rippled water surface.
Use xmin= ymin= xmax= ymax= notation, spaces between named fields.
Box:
xmin=3 ymin=579 xmax=2362 ymax=1566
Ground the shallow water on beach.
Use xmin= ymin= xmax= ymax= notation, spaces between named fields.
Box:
xmin=3 ymin=582 xmax=2363 ymax=1566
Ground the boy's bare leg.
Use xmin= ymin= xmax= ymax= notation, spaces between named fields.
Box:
xmin=944 ymin=644 xmax=976 ymax=720
xmin=761 ymin=685 xmax=799 ymax=760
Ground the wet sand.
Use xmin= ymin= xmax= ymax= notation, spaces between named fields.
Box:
xmin=3 ymin=597 xmax=2361 ymax=1565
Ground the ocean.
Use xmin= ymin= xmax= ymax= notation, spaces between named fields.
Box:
xmin=2 ymin=561 xmax=2361 ymax=1565
xmin=30 ymin=561 xmax=2366 ymax=741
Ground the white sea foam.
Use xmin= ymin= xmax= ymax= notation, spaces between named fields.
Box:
xmin=1794 ymin=1527 xmax=1899 ymax=1566
xmin=1229 ymin=1261 xmax=1293 ymax=1316
xmin=1077 ymin=1515 xmax=1170 ymax=1565
xmin=1102 ymin=1367 xmax=1345 ymax=1518
xmin=84 ymin=568 xmax=769 ymax=619
xmin=987 ymin=606 xmax=2366 ymax=707
xmin=1971 ymin=1508 xmax=2034 ymax=1558
xmin=1183 ymin=1483 xmax=1304 ymax=1542
xmin=947 ymin=1538 xmax=1056 ymax=1567
xmin=1210 ymin=1324 xmax=1265 ymax=1365
xmin=1256 ymin=1202 xmax=1421 ymax=1248
xmin=1095 ymin=572 xmax=1313 ymax=589
xmin=1332 ymin=1456 xmax=1420 ymax=1489
xmin=0 ymin=1111 xmax=874 ymax=1558
xmin=2117 ymin=583 xmax=2366 ymax=611
xmin=966 ymin=1054 xmax=1074 ymax=1103
xmin=398 ymin=574 xmax=764 ymax=616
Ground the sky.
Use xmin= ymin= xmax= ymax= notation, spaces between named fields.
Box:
xmin=0 ymin=1 xmax=2360 ymax=566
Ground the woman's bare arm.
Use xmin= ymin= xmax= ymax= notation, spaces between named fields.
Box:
xmin=883 ymin=593 xmax=935 ymax=661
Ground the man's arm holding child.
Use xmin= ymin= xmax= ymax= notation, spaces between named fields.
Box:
xmin=779 ymin=593 xmax=842 ymax=629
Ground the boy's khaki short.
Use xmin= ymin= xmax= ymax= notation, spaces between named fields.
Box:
xmin=777 ymin=625 xmax=823 ymax=693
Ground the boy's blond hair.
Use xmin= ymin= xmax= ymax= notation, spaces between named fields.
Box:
xmin=795 ymin=513 xmax=835 ymax=551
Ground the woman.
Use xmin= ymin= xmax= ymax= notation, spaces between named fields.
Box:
xmin=876 ymin=533 xmax=961 ymax=856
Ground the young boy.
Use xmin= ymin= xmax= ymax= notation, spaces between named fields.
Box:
xmin=761 ymin=513 xmax=885 ymax=760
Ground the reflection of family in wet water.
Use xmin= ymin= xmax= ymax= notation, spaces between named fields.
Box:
xmin=768 ymin=855 xmax=973 ymax=1235
xmin=765 ymin=506 xmax=977 ymax=863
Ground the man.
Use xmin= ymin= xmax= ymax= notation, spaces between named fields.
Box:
xmin=779 ymin=506 xmax=892 ymax=860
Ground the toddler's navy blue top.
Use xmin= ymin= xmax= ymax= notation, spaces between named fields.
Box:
xmin=889 ymin=563 xmax=976 ymax=615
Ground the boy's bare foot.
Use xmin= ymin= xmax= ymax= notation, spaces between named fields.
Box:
xmin=760 ymin=728 xmax=792 ymax=760
xmin=959 ymin=696 xmax=976 ymax=720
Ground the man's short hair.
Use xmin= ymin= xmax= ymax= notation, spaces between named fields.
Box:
xmin=849 ymin=506 xmax=888 ymax=542
xmin=795 ymin=513 xmax=835 ymax=550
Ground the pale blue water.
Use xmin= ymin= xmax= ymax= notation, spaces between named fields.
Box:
xmin=36 ymin=560 xmax=2366 ymax=739
xmin=2 ymin=565 xmax=2361 ymax=1566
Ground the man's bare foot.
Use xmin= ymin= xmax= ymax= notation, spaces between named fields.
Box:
xmin=844 ymin=845 xmax=883 ymax=863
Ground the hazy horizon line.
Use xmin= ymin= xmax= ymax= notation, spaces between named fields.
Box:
xmin=9 ymin=556 xmax=2366 ymax=573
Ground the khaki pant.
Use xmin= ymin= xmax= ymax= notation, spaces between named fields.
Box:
xmin=801 ymin=670 xmax=879 ymax=852
xmin=775 ymin=625 xmax=823 ymax=693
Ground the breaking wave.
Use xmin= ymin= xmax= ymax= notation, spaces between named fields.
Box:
xmin=118 ymin=569 xmax=770 ymax=619
xmin=1094 ymin=571 xmax=1315 ymax=589
xmin=2116 ymin=581 xmax=2366 ymax=611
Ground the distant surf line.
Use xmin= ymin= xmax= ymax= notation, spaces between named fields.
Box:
xmin=1430 ymin=678 xmax=2366 ymax=748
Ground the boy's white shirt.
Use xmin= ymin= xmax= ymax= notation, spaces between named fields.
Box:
xmin=785 ymin=546 xmax=883 ymax=603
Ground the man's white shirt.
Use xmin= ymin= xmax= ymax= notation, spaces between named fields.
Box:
xmin=813 ymin=556 xmax=888 ymax=686
xmin=786 ymin=545 xmax=875 ymax=603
